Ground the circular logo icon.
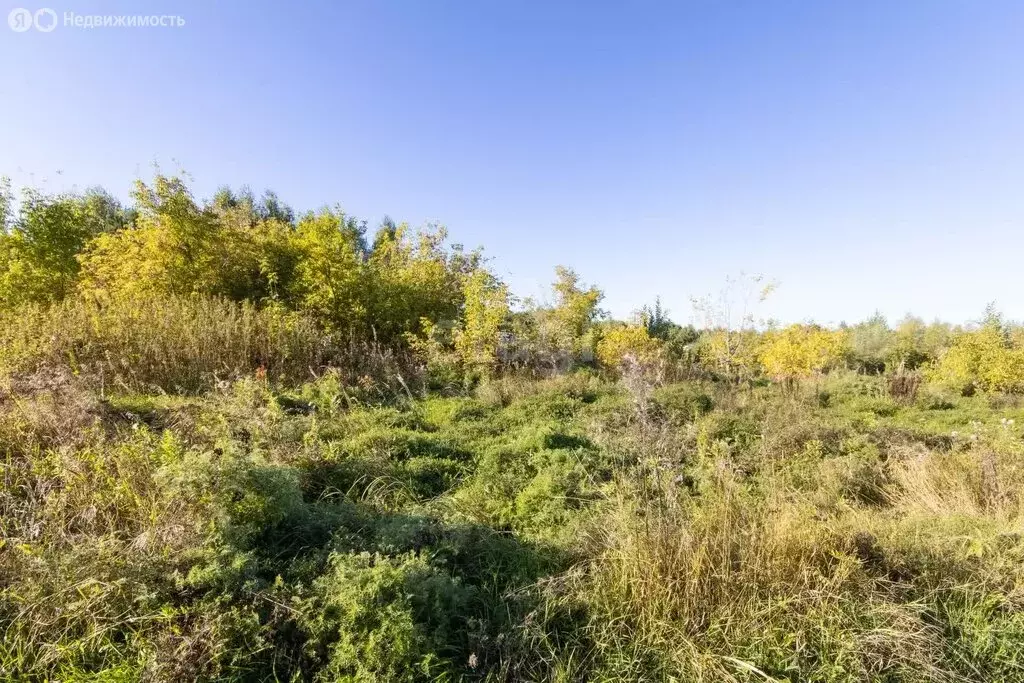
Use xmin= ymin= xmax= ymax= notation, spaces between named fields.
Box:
xmin=34 ymin=8 xmax=57 ymax=32
xmin=8 ymin=7 xmax=32 ymax=31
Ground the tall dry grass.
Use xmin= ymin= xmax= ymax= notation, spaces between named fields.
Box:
xmin=0 ymin=294 xmax=402 ymax=393
xmin=538 ymin=481 xmax=945 ymax=681
xmin=511 ymin=379 xmax=1024 ymax=682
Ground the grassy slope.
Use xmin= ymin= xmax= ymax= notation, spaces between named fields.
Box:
xmin=2 ymin=371 xmax=1024 ymax=681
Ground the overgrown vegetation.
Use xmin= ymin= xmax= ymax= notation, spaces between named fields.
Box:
xmin=2 ymin=174 xmax=1024 ymax=681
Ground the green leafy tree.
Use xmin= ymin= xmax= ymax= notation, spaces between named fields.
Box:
xmin=498 ymin=267 xmax=603 ymax=372
xmin=540 ymin=266 xmax=604 ymax=363
xmin=365 ymin=223 xmax=477 ymax=342
xmin=0 ymin=186 xmax=126 ymax=307
xmin=847 ymin=312 xmax=893 ymax=373
xmin=0 ymin=177 xmax=12 ymax=230
xmin=636 ymin=298 xmax=698 ymax=366
xmin=550 ymin=266 xmax=603 ymax=344
xmin=287 ymin=208 xmax=369 ymax=333
xmin=638 ymin=296 xmax=674 ymax=340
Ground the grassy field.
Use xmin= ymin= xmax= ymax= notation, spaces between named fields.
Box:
xmin=3 ymin=366 xmax=1024 ymax=681
xmin=3 ymin=174 xmax=1024 ymax=680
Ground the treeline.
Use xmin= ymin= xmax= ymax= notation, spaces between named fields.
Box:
xmin=0 ymin=176 xmax=475 ymax=340
xmin=1 ymin=175 xmax=1022 ymax=394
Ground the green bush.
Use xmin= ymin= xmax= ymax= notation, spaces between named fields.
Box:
xmin=298 ymin=551 xmax=473 ymax=682
xmin=652 ymin=382 xmax=715 ymax=423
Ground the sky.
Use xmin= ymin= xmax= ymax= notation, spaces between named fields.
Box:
xmin=2 ymin=1 xmax=1023 ymax=327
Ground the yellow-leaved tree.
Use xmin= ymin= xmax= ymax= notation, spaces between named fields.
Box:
xmin=698 ymin=328 xmax=762 ymax=382
xmin=759 ymin=324 xmax=849 ymax=385
xmin=928 ymin=308 xmax=1024 ymax=393
xmin=78 ymin=175 xmax=276 ymax=300
xmin=454 ymin=269 xmax=509 ymax=379
xmin=596 ymin=324 xmax=662 ymax=373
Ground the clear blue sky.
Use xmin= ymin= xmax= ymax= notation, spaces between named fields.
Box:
xmin=2 ymin=1 xmax=1023 ymax=326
